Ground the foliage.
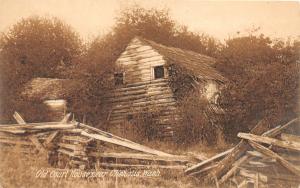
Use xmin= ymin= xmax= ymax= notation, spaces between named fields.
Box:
xmin=0 ymin=16 xmax=83 ymax=123
xmin=175 ymin=90 xmax=220 ymax=145
xmin=107 ymin=109 xmax=161 ymax=142
xmin=216 ymin=34 xmax=300 ymax=139
xmin=0 ymin=16 xmax=83 ymax=79
xmin=83 ymin=6 xmax=220 ymax=76
xmin=71 ymin=6 xmax=221 ymax=127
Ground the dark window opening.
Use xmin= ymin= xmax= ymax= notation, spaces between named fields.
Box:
xmin=154 ymin=66 xmax=164 ymax=79
xmin=114 ymin=73 xmax=124 ymax=86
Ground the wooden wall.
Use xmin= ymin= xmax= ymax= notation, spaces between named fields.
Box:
xmin=43 ymin=99 xmax=66 ymax=121
xmin=105 ymin=38 xmax=179 ymax=137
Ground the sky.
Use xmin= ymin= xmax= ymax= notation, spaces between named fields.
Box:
xmin=0 ymin=0 xmax=299 ymax=42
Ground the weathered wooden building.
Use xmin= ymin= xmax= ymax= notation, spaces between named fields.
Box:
xmin=21 ymin=78 xmax=80 ymax=121
xmin=106 ymin=37 xmax=227 ymax=137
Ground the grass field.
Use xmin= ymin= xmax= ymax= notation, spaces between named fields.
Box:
xmin=0 ymin=141 xmax=230 ymax=188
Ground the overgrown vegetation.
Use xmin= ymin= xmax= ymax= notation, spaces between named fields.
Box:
xmin=0 ymin=149 xmax=200 ymax=188
xmin=0 ymin=16 xmax=83 ymax=123
xmin=175 ymin=91 xmax=216 ymax=144
xmin=217 ymin=35 xmax=300 ymax=140
xmin=0 ymin=5 xmax=299 ymax=145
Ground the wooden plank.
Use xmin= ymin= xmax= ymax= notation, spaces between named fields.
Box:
xmin=262 ymin=118 xmax=299 ymax=137
xmin=88 ymin=152 xmax=189 ymax=162
xmin=246 ymin=151 xmax=265 ymax=158
xmin=61 ymin=129 xmax=84 ymax=134
xmin=238 ymin=169 xmax=268 ymax=183
xmin=248 ymin=140 xmax=300 ymax=177
xmin=98 ymin=163 xmax=185 ymax=170
xmin=0 ymin=129 xmax=26 ymax=134
xmin=81 ymin=131 xmax=174 ymax=157
xmin=207 ymin=119 xmax=270 ymax=180
xmin=238 ymin=133 xmax=300 ymax=152
xmin=13 ymin=111 xmax=26 ymax=124
xmin=77 ymin=122 xmax=141 ymax=145
xmin=254 ymin=173 xmax=259 ymax=188
xmin=189 ymin=164 xmax=218 ymax=177
xmin=44 ymin=131 xmax=59 ymax=147
xmin=281 ymin=133 xmax=300 ymax=143
xmin=185 ymin=148 xmax=233 ymax=174
xmin=61 ymin=135 xmax=91 ymax=143
xmin=0 ymin=122 xmax=61 ymax=128
xmin=219 ymin=155 xmax=248 ymax=184
xmin=187 ymin=152 xmax=208 ymax=162
xmin=58 ymin=148 xmax=75 ymax=157
xmin=262 ymin=172 xmax=300 ymax=182
xmin=29 ymin=136 xmax=47 ymax=153
xmin=30 ymin=123 xmax=75 ymax=130
xmin=61 ymin=113 xmax=72 ymax=123
xmin=58 ymin=143 xmax=82 ymax=151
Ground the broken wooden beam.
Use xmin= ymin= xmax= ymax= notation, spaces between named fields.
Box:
xmin=248 ymin=140 xmax=300 ymax=177
xmin=207 ymin=119 xmax=270 ymax=180
xmin=262 ymin=118 xmax=299 ymax=137
xmin=219 ymin=155 xmax=249 ymax=184
xmin=281 ymin=133 xmax=300 ymax=143
xmin=81 ymin=131 xmax=174 ymax=157
xmin=13 ymin=111 xmax=26 ymax=124
xmin=238 ymin=133 xmax=300 ymax=152
xmin=185 ymin=148 xmax=233 ymax=174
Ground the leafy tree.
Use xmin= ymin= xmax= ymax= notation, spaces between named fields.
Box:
xmin=70 ymin=6 xmax=221 ymax=127
xmin=0 ymin=16 xmax=83 ymax=123
xmin=217 ymin=34 xmax=300 ymax=139
xmin=82 ymin=6 xmax=220 ymax=76
xmin=0 ymin=16 xmax=83 ymax=79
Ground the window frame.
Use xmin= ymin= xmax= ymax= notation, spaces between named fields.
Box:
xmin=153 ymin=65 xmax=165 ymax=80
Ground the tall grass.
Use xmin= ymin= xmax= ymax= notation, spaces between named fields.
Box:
xmin=0 ymin=147 xmax=203 ymax=188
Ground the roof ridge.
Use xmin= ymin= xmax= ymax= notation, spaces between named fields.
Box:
xmin=133 ymin=36 xmax=216 ymax=61
xmin=131 ymin=36 xmax=227 ymax=83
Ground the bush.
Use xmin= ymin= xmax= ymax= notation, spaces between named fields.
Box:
xmin=175 ymin=90 xmax=221 ymax=145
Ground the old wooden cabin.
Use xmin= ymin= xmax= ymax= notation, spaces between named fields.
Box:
xmin=105 ymin=37 xmax=227 ymax=137
xmin=21 ymin=78 xmax=81 ymax=121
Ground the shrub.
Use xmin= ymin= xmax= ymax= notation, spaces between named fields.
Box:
xmin=175 ymin=90 xmax=221 ymax=145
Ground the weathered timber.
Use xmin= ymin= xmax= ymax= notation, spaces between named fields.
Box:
xmin=185 ymin=148 xmax=234 ymax=174
xmin=238 ymin=133 xmax=300 ymax=152
xmin=281 ymin=133 xmax=300 ymax=143
xmin=88 ymin=152 xmax=189 ymax=162
xmin=98 ymin=163 xmax=186 ymax=170
xmin=13 ymin=111 xmax=26 ymax=124
xmin=58 ymin=143 xmax=84 ymax=151
xmin=0 ymin=122 xmax=61 ymax=128
xmin=238 ymin=169 xmax=268 ymax=183
xmin=262 ymin=118 xmax=299 ymax=137
xmin=61 ymin=113 xmax=72 ymax=123
xmin=207 ymin=119 xmax=270 ymax=180
xmin=219 ymin=155 xmax=249 ymax=184
xmin=248 ymin=140 xmax=300 ymax=177
xmin=61 ymin=135 xmax=91 ymax=143
xmin=77 ymin=122 xmax=139 ymax=145
xmin=29 ymin=136 xmax=47 ymax=153
xmin=44 ymin=131 xmax=59 ymax=147
xmin=81 ymin=131 xmax=173 ymax=157
xmin=189 ymin=164 xmax=218 ymax=177
xmin=30 ymin=123 xmax=75 ymax=130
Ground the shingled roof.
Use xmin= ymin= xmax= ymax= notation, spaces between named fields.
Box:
xmin=137 ymin=37 xmax=227 ymax=83
xmin=21 ymin=78 xmax=82 ymax=101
